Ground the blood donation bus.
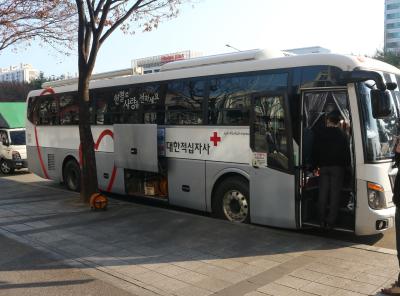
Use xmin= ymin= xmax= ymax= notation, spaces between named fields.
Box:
xmin=26 ymin=49 xmax=400 ymax=235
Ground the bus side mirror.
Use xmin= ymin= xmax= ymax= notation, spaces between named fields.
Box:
xmin=371 ymin=89 xmax=393 ymax=118
xmin=387 ymin=82 xmax=397 ymax=90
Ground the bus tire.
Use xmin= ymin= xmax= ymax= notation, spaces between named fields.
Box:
xmin=0 ymin=159 xmax=14 ymax=175
xmin=63 ymin=159 xmax=81 ymax=192
xmin=212 ymin=177 xmax=250 ymax=223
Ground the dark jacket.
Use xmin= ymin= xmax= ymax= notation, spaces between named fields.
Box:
xmin=393 ymin=153 xmax=400 ymax=207
xmin=393 ymin=173 xmax=400 ymax=207
xmin=312 ymin=126 xmax=351 ymax=168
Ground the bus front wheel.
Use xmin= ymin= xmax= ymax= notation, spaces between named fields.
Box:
xmin=63 ymin=160 xmax=81 ymax=192
xmin=213 ymin=177 xmax=250 ymax=223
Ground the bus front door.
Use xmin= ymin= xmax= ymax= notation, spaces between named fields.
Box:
xmin=299 ymin=88 xmax=355 ymax=231
xmin=249 ymin=92 xmax=297 ymax=229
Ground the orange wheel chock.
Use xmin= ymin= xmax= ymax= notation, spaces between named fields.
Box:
xmin=90 ymin=193 xmax=108 ymax=211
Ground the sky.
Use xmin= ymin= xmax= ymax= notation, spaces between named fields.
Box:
xmin=0 ymin=0 xmax=385 ymax=77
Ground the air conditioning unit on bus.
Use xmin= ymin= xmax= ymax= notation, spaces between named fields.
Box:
xmin=41 ymin=67 xmax=140 ymax=88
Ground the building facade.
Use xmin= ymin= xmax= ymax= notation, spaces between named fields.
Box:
xmin=385 ymin=0 xmax=400 ymax=53
xmin=0 ymin=64 xmax=39 ymax=83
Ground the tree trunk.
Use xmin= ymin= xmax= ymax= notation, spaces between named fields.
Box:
xmin=78 ymin=72 xmax=98 ymax=203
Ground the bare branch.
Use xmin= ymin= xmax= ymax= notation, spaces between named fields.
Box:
xmin=86 ymin=0 xmax=97 ymax=34
xmin=99 ymin=0 xmax=144 ymax=44
xmin=94 ymin=0 xmax=106 ymax=17
xmin=0 ymin=0 xmax=77 ymax=53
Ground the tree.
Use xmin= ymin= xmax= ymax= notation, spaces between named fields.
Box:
xmin=0 ymin=0 xmax=76 ymax=53
xmin=0 ymin=81 xmax=34 ymax=101
xmin=373 ymin=49 xmax=400 ymax=68
xmin=75 ymin=0 xmax=186 ymax=202
xmin=29 ymin=72 xmax=47 ymax=90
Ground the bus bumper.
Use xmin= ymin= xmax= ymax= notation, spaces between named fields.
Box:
xmin=355 ymin=205 xmax=395 ymax=236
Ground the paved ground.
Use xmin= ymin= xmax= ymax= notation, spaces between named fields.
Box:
xmin=301 ymin=225 xmax=396 ymax=250
xmin=0 ymin=172 xmax=399 ymax=296
xmin=0 ymin=234 xmax=135 ymax=296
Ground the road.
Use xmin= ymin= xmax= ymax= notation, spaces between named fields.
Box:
xmin=6 ymin=171 xmax=397 ymax=251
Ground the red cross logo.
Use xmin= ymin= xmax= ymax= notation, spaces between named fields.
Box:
xmin=210 ymin=132 xmax=221 ymax=146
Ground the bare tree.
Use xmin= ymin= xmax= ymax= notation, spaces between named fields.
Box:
xmin=0 ymin=0 xmax=76 ymax=52
xmin=75 ymin=0 xmax=186 ymax=202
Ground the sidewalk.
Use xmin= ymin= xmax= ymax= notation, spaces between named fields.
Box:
xmin=0 ymin=173 xmax=398 ymax=296
xmin=0 ymin=233 xmax=135 ymax=296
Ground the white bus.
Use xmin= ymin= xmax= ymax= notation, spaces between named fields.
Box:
xmin=26 ymin=49 xmax=399 ymax=235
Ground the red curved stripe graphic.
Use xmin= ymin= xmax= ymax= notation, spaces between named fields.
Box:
xmin=34 ymin=126 xmax=49 ymax=179
xmin=34 ymin=88 xmax=55 ymax=179
xmin=40 ymin=88 xmax=55 ymax=96
xmin=79 ymin=129 xmax=117 ymax=192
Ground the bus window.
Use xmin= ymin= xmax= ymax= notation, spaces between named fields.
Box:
xmin=94 ymin=90 xmax=127 ymax=125
xmin=59 ymin=95 xmax=79 ymax=125
xmin=208 ymin=73 xmax=287 ymax=125
xmin=209 ymin=77 xmax=250 ymax=125
xmin=136 ymin=84 xmax=164 ymax=124
xmin=253 ymin=95 xmax=289 ymax=171
xmin=95 ymin=95 xmax=106 ymax=125
xmin=27 ymin=97 xmax=41 ymax=124
xmin=38 ymin=96 xmax=59 ymax=125
xmin=165 ymin=80 xmax=204 ymax=125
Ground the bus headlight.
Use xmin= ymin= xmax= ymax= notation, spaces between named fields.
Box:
xmin=367 ymin=182 xmax=386 ymax=210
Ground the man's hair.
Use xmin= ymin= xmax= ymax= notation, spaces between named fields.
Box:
xmin=326 ymin=110 xmax=342 ymax=124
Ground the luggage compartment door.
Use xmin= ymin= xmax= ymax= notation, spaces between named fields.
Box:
xmin=114 ymin=124 xmax=158 ymax=172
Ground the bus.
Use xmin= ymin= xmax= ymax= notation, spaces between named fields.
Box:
xmin=26 ymin=49 xmax=399 ymax=235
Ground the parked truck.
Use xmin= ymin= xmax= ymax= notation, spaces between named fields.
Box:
xmin=0 ymin=103 xmax=27 ymax=174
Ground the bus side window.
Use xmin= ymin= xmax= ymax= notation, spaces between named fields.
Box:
xmin=134 ymin=83 xmax=164 ymax=124
xmin=208 ymin=77 xmax=251 ymax=125
xmin=59 ymin=95 xmax=79 ymax=125
xmin=38 ymin=96 xmax=59 ymax=125
xmin=253 ymin=95 xmax=289 ymax=171
xmin=208 ymin=73 xmax=287 ymax=126
xmin=165 ymin=80 xmax=204 ymax=125
xmin=94 ymin=92 xmax=112 ymax=125
xmin=28 ymin=97 xmax=41 ymax=125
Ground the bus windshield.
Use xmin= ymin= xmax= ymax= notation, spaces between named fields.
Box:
xmin=357 ymin=79 xmax=400 ymax=162
xmin=9 ymin=130 xmax=26 ymax=146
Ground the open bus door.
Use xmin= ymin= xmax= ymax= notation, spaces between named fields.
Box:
xmin=299 ymin=88 xmax=355 ymax=231
xmin=249 ymin=92 xmax=297 ymax=229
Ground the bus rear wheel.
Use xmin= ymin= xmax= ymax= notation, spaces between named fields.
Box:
xmin=213 ymin=177 xmax=250 ymax=223
xmin=63 ymin=159 xmax=81 ymax=192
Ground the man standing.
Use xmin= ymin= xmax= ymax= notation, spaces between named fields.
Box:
xmin=382 ymin=142 xmax=400 ymax=295
xmin=312 ymin=110 xmax=351 ymax=229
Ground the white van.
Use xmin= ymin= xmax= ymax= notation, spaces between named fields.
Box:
xmin=0 ymin=128 xmax=27 ymax=174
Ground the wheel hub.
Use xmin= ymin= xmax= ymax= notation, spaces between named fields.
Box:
xmin=222 ymin=190 xmax=248 ymax=222
xmin=1 ymin=161 xmax=10 ymax=173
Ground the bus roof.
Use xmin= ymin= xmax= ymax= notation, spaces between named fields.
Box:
xmin=27 ymin=49 xmax=400 ymax=98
